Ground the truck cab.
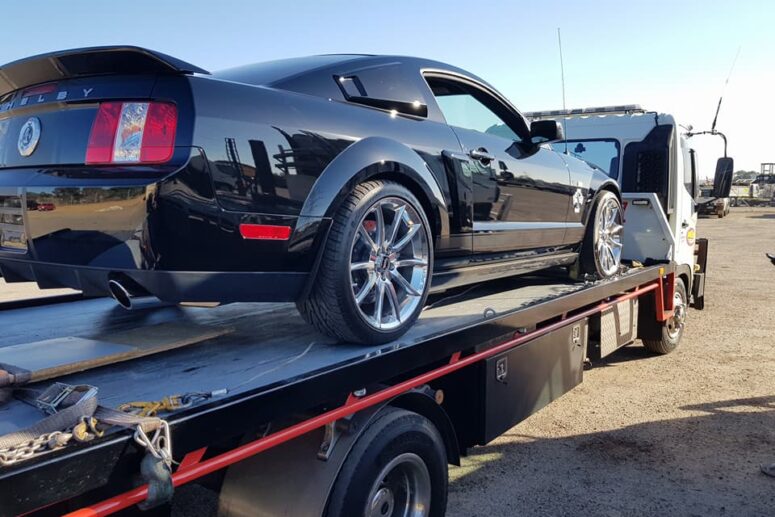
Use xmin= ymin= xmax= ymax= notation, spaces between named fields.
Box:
xmin=526 ymin=105 xmax=718 ymax=309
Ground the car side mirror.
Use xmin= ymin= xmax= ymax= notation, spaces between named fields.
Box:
xmin=712 ymin=157 xmax=733 ymax=198
xmin=529 ymin=120 xmax=564 ymax=144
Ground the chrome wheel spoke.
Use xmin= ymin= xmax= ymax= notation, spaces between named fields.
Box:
xmin=395 ymin=258 xmax=427 ymax=269
xmin=390 ymin=269 xmax=421 ymax=296
xmin=392 ymin=223 xmax=421 ymax=252
xmin=387 ymin=204 xmax=406 ymax=246
xmin=351 ymin=261 xmax=373 ymax=272
xmin=358 ymin=225 xmax=379 ymax=253
xmin=355 ymin=273 xmax=377 ymax=304
xmin=374 ymin=281 xmax=386 ymax=325
xmin=374 ymin=203 xmax=386 ymax=250
xmin=386 ymin=280 xmax=402 ymax=322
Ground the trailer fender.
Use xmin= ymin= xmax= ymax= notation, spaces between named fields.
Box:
xmin=218 ymin=387 xmax=458 ymax=517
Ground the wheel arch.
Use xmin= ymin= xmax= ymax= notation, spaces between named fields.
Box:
xmin=298 ymin=136 xmax=449 ymax=239
xmin=389 ymin=388 xmax=462 ymax=466
xmin=583 ymin=179 xmax=622 ymax=226
xmin=675 ymin=263 xmax=692 ymax=295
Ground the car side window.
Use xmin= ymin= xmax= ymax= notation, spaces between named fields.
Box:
xmin=426 ymin=76 xmax=524 ymax=142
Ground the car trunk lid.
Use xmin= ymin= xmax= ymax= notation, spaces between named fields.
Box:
xmin=0 ymin=46 xmax=207 ymax=169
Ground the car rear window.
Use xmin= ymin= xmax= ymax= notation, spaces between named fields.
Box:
xmin=214 ymin=55 xmax=364 ymax=86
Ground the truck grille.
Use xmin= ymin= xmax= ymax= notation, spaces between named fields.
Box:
xmin=0 ymin=195 xmax=27 ymax=252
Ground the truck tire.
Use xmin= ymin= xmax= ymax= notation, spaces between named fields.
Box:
xmin=574 ymin=191 xmax=623 ymax=279
xmin=298 ymin=180 xmax=433 ymax=344
xmin=325 ymin=407 xmax=448 ymax=517
xmin=642 ymin=278 xmax=687 ymax=354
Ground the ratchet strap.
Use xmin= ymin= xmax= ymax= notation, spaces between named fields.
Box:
xmin=1 ymin=383 xmax=174 ymax=508
xmin=0 ymin=386 xmax=98 ymax=451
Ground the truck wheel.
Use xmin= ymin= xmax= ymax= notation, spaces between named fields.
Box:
xmin=325 ymin=407 xmax=448 ymax=517
xmin=298 ymin=180 xmax=432 ymax=344
xmin=574 ymin=191 xmax=623 ymax=279
xmin=642 ymin=279 xmax=687 ymax=354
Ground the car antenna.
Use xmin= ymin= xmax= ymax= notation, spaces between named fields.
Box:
xmin=557 ymin=28 xmax=568 ymax=155
xmin=711 ymin=46 xmax=740 ymax=134
xmin=687 ymin=46 xmax=740 ymax=158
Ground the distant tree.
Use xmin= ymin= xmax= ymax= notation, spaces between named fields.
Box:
xmin=734 ymin=170 xmax=758 ymax=181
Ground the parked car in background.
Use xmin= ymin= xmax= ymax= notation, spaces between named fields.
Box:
xmin=0 ymin=47 xmax=623 ymax=343
xmin=697 ymin=187 xmax=729 ymax=217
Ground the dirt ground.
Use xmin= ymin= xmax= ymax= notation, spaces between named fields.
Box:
xmin=447 ymin=207 xmax=775 ymax=516
xmin=2 ymin=209 xmax=773 ymax=516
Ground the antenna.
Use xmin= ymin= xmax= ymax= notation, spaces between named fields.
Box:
xmin=711 ymin=46 xmax=740 ymax=132
xmin=557 ymin=28 xmax=568 ymax=154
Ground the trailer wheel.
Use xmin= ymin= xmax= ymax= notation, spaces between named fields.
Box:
xmin=642 ymin=278 xmax=687 ymax=354
xmin=298 ymin=180 xmax=432 ymax=344
xmin=325 ymin=407 xmax=448 ymax=517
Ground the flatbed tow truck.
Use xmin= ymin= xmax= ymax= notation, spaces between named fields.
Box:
xmin=0 ymin=264 xmax=680 ymax=517
xmin=1 ymin=103 xmax=732 ymax=517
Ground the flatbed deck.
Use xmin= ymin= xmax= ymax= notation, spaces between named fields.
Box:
xmin=0 ymin=265 xmax=670 ymax=515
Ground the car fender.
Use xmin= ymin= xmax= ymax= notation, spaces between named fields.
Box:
xmin=298 ymin=136 xmax=449 ymax=238
xmin=584 ymin=176 xmax=621 ymax=225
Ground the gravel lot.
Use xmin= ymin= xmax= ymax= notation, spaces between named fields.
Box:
xmin=447 ymin=207 xmax=775 ymax=516
xmin=2 ymin=209 xmax=773 ymax=516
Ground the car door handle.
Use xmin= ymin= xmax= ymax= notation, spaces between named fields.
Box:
xmin=469 ymin=147 xmax=495 ymax=164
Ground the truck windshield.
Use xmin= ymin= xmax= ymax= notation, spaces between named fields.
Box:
xmin=550 ymin=139 xmax=620 ymax=179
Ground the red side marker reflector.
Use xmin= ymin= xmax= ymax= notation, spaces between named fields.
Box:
xmin=239 ymin=224 xmax=292 ymax=240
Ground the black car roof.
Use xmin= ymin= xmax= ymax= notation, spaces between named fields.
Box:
xmin=213 ymin=54 xmax=493 ymax=91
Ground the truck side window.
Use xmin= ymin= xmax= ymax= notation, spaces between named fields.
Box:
xmin=550 ymin=139 xmax=620 ymax=179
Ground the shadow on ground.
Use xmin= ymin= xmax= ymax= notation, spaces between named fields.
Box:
xmin=447 ymin=396 xmax=775 ymax=516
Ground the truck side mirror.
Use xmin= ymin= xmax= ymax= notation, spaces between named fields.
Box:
xmin=712 ymin=157 xmax=733 ymax=198
xmin=530 ymin=120 xmax=564 ymax=144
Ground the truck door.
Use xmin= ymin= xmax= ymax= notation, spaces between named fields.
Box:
xmin=425 ymin=74 xmax=571 ymax=254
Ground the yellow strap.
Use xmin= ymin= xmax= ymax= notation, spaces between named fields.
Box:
xmin=119 ymin=395 xmax=184 ymax=417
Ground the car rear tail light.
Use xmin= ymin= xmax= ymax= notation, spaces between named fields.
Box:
xmin=239 ymin=224 xmax=292 ymax=240
xmin=86 ymin=101 xmax=177 ymax=164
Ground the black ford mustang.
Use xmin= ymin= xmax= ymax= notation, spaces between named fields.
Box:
xmin=0 ymin=47 xmax=623 ymax=343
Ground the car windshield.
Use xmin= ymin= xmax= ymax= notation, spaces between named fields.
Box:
xmin=550 ymin=139 xmax=620 ymax=179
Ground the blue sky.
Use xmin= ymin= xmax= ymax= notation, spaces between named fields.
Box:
xmin=1 ymin=0 xmax=771 ymax=174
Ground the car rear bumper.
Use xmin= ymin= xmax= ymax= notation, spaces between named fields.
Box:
xmin=0 ymin=169 xmax=330 ymax=303
xmin=0 ymin=256 xmax=307 ymax=303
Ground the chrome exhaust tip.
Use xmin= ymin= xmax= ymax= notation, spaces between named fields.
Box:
xmin=108 ymin=278 xmax=168 ymax=311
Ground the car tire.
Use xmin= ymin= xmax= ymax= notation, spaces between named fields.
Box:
xmin=325 ymin=407 xmax=448 ymax=517
xmin=574 ymin=191 xmax=623 ymax=279
xmin=298 ymin=180 xmax=433 ymax=344
xmin=642 ymin=278 xmax=687 ymax=354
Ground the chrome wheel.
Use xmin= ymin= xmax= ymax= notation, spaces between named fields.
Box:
xmin=350 ymin=197 xmax=430 ymax=331
xmin=667 ymin=288 xmax=686 ymax=340
xmin=596 ymin=196 xmax=623 ymax=276
xmin=365 ymin=453 xmax=431 ymax=517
